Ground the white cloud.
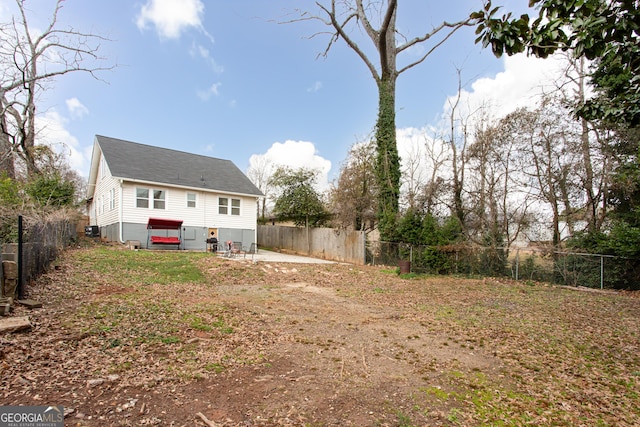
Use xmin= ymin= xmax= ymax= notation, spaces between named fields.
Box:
xmin=442 ymin=52 xmax=570 ymax=120
xmin=136 ymin=0 xmax=205 ymax=40
xmin=189 ymin=41 xmax=223 ymax=73
xmin=65 ymin=98 xmax=89 ymax=119
xmin=390 ymin=53 xmax=574 ymax=211
xmin=36 ymin=110 xmax=88 ymax=176
xmin=397 ymin=127 xmax=428 ymax=161
xmin=307 ymin=81 xmax=323 ymax=93
xmin=197 ymin=82 xmax=221 ymax=101
xmin=249 ymin=140 xmax=332 ymax=190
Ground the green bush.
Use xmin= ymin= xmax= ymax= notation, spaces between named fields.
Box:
xmin=25 ymin=174 xmax=75 ymax=207
xmin=567 ymin=227 xmax=640 ymax=289
xmin=0 ymin=173 xmax=21 ymax=206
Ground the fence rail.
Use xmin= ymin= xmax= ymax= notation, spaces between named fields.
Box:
xmin=366 ymin=241 xmax=639 ymax=290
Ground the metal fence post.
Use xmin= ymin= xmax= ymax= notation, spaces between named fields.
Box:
xmin=17 ymin=215 xmax=24 ymax=300
xmin=600 ymin=255 xmax=604 ymax=290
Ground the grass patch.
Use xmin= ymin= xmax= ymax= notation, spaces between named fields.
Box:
xmin=74 ymin=247 xmax=208 ymax=284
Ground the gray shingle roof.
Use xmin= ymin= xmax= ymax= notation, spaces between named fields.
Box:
xmin=96 ymin=135 xmax=263 ymax=197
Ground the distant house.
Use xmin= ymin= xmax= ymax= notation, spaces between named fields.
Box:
xmin=86 ymin=135 xmax=263 ymax=250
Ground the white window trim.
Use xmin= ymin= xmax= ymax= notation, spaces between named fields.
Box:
xmin=231 ymin=198 xmax=240 ymax=216
xmin=136 ymin=187 xmax=150 ymax=209
xmin=135 ymin=187 xmax=167 ymax=210
xmin=153 ymin=189 xmax=166 ymax=210
xmin=218 ymin=197 xmax=228 ymax=215
xmin=186 ymin=192 xmax=197 ymax=208
xmin=109 ymin=188 xmax=115 ymax=211
xmin=219 ymin=197 xmax=241 ymax=215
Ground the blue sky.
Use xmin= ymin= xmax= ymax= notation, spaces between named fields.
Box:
xmin=1 ymin=0 xmax=554 ymax=187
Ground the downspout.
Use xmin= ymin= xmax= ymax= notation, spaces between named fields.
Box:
xmin=119 ymin=179 xmax=125 ymax=243
xmin=255 ymin=196 xmax=259 ymax=249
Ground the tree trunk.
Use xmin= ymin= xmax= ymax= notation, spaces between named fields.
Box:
xmin=0 ymin=120 xmax=15 ymax=178
xmin=576 ymin=59 xmax=598 ymax=232
xmin=375 ymin=77 xmax=400 ymax=241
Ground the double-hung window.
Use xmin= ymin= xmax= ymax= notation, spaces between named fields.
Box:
xmin=231 ymin=198 xmax=240 ymax=215
xmin=153 ymin=190 xmax=166 ymax=209
xmin=136 ymin=188 xmax=149 ymax=208
xmin=187 ymin=192 xmax=196 ymax=208
xmin=218 ymin=197 xmax=228 ymax=215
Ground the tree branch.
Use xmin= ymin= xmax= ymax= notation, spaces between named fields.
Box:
xmin=316 ymin=0 xmax=381 ymax=82
xmin=355 ymin=0 xmax=378 ymax=43
xmin=376 ymin=0 xmax=396 ymax=79
xmin=398 ymin=20 xmax=471 ymax=75
xmin=397 ymin=18 xmax=473 ymax=54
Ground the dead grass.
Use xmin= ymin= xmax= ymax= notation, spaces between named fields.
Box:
xmin=1 ymin=245 xmax=638 ymax=426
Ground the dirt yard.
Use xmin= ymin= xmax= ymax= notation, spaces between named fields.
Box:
xmin=1 ymin=245 xmax=639 ymax=426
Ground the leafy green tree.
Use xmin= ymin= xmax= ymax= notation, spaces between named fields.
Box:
xmin=474 ymin=0 xmax=640 ymax=126
xmin=607 ymin=128 xmax=640 ymax=226
xmin=395 ymin=208 xmax=423 ymax=245
xmin=270 ymin=167 xmax=330 ymax=228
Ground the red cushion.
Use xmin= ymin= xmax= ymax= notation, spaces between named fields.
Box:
xmin=150 ymin=236 xmax=180 ymax=244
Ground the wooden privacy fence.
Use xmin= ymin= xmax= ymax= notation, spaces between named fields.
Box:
xmin=257 ymin=225 xmax=366 ymax=265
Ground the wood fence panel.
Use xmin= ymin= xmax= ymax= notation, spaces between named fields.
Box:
xmin=257 ymin=225 xmax=365 ymax=265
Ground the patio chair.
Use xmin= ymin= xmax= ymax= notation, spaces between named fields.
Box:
xmin=243 ymin=243 xmax=257 ymax=260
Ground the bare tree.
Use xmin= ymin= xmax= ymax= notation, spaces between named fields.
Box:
xmin=400 ymin=137 xmax=424 ymax=212
xmin=418 ymin=131 xmax=449 ymax=216
xmin=246 ymin=155 xmax=274 ymax=221
xmin=0 ymin=0 xmax=113 ymax=177
xmin=554 ymin=55 xmax=612 ymax=233
xmin=502 ymin=98 xmax=583 ymax=248
xmin=291 ymin=0 xmax=476 ymax=240
xmin=467 ymin=113 xmax=533 ymax=247
xmin=328 ymin=139 xmax=377 ymax=232
xmin=442 ymin=69 xmax=473 ymax=235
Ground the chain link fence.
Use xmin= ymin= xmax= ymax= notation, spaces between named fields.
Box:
xmin=366 ymin=241 xmax=640 ymax=290
xmin=2 ymin=214 xmax=78 ymax=298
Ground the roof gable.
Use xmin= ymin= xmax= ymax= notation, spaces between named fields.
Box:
xmin=93 ymin=135 xmax=262 ymax=197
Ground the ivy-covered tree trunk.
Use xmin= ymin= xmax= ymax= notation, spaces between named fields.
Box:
xmin=375 ymin=78 xmax=400 ymax=241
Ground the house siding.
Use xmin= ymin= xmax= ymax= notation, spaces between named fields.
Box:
xmin=117 ymin=182 xmax=257 ymax=249
xmin=89 ymin=152 xmax=120 ymax=230
xmin=120 ymin=183 xmax=257 ymax=229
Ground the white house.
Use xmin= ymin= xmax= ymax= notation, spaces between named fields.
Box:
xmin=86 ymin=135 xmax=263 ymax=250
